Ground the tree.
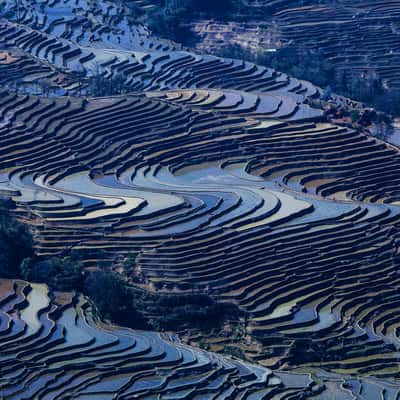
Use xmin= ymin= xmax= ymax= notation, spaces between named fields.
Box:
xmin=164 ymin=0 xmax=237 ymax=15
xmin=71 ymin=64 xmax=86 ymax=95
xmin=84 ymin=270 xmax=146 ymax=327
xmin=87 ymin=62 xmax=128 ymax=96
xmin=370 ymin=122 xmax=394 ymax=141
xmin=218 ymin=44 xmax=253 ymax=61
xmin=21 ymin=255 xmax=83 ymax=291
xmin=255 ymin=47 xmax=335 ymax=88
xmin=147 ymin=7 xmax=190 ymax=43
xmin=0 ymin=199 xmax=33 ymax=278
xmin=147 ymin=0 xmax=240 ymax=43
xmin=374 ymin=89 xmax=400 ymax=116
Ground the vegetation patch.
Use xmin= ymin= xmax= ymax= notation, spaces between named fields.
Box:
xmin=0 ymin=199 xmax=33 ymax=278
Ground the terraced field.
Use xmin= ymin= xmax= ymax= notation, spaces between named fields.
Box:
xmin=1 ymin=0 xmax=400 ymax=398
xmin=1 ymin=279 xmax=318 ymax=399
xmin=189 ymin=1 xmax=400 ymax=93
xmin=245 ymin=0 xmax=400 ymax=90
xmin=0 ymin=18 xmax=331 ymax=101
xmin=4 ymin=279 xmax=400 ymax=399
xmin=2 ymin=85 xmax=400 ymax=388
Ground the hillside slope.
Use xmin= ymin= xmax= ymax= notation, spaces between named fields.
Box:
xmin=0 ymin=1 xmax=400 ymax=398
xmin=185 ymin=0 xmax=400 ymax=110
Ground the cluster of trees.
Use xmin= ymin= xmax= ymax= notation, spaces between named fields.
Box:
xmin=86 ymin=63 xmax=129 ymax=97
xmin=257 ymin=47 xmax=335 ymax=89
xmin=371 ymin=89 xmax=400 ymax=116
xmin=0 ymin=199 xmax=34 ymax=278
xmin=219 ymin=44 xmax=400 ymax=117
xmin=146 ymin=292 xmax=241 ymax=331
xmin=160 ymin=0 xmax=241 ymax=16
xmin=117 ymin=0 xmax=144 ymax=19
xmin=84 ymin=266 xmax=241 ymax=331
xmin=68 ymin=63 xmax=130 ymax=97
xmin=85 ymin=270 xmax=148 ymax=328
xmin=218 ymin=45 xmax=335 ymax=88
xmin=147 ymin=0 xmax=243 ymax=42
xmin=21 ymin=254 xmax=84 ymax=291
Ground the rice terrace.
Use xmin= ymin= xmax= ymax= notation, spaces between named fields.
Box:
xmin=1 ymin=0 xmax=400 ymax=399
